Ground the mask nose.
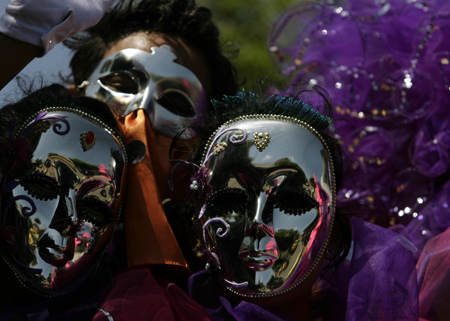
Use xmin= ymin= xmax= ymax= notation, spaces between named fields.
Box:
xmin=48 ymin=189 xmax=79 ymax=234
xmin=37 ymin=189 xmax=78 ymax=263
xmin=239 ymin=192 xmax=279 ymax=257
xmin=240 ymin=224 xmax=277 ymax=253
xmin=251 ymin=191 xmax=274 ymax=226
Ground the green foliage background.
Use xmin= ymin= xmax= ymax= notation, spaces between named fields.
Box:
xmin=197 ymin=0 xmax=300 ymax=91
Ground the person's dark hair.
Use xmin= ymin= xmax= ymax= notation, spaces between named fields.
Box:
xmin=64 ymin=0 xmax=239 ymax=100
xmin=0 ymin=84 xmax=72 ymax=140
xmin=0 ymin=84 xmax=122 ymax=143
xmin=191 ymin=88 xmax=351 ymax=268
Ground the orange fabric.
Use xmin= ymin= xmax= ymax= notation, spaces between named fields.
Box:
xmin=121 ymin=110 xmax=188 ymax=270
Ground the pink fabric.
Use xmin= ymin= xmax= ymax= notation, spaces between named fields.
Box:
xmin=416 ymin=227 xmax=450 ymax=321
xmin=93 ymin=268 xmax=211 ymax=321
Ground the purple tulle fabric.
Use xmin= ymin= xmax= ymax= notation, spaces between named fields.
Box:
xmin=267 ymin=0 xmax=450 ymax=237
xmin=268 ymin=2 xmax=450 ymax=318
xmin=394 ymin=180 xmax=450 ymax=261
xmin=189 ymin=218 xmax=418 ymax=321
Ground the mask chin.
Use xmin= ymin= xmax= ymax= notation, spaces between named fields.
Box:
xmin=223 ymin=251 xmax=326 ymax=309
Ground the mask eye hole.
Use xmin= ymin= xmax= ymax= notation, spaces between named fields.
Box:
xmin=207 ymin=188 xmax=248 ymax=213
xmin=19 ymin=173 xmax=61 ymax=201
xmin=273 ymin=189 xmax=318 ymax=215
xmin=78 ymin=180 xmax=114 ymax=203
xmin=99 ymin=72 xmax=141 ymax=94
xmin=77 ymin=196 xmax=113 ymax=226
xmin=156 ymin=90 xmax=196 ymax=117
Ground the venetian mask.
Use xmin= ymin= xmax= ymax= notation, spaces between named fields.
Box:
xmin=0 ymin=108 xmax=126 ymax=293
xmin=84 ymin=45 xmax=207 ymax=139
xmin=196 ymin=115 xmax=336 ymax=298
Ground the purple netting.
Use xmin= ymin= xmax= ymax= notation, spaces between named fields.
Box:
xmin=268 ymin=0 xmax=450 ymax=237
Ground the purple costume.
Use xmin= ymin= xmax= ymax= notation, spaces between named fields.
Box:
xmin=268 ymin=0 xmax=450 ymax=243
xmin=266 ymin=0 xmax=450 ymax=319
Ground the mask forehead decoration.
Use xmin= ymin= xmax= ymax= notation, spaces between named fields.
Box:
xmin=0 ymin=107 xmax=127 ymax=295
xmin=85 ymin=45 xmax=207 ymax=139
xmin=193 ymin=114 xmax=336 ymax=298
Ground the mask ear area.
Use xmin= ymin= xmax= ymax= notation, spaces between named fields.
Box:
xmin=324 ymin=223 xmax=346 ymax=262
xmin=125 ymin=140 xmax=147 ymax=165
xmin=324 ymin=248 xmax=334 ymax=261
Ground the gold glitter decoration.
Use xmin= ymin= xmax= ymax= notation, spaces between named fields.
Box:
xmin=213 ymin=142 xmax=227 ymax=155
xmin=253 ymin=132 xmax=271 ymax=152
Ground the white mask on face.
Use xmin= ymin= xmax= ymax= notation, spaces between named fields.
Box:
xmin=85 ymin=45 xmax=207 ymax=139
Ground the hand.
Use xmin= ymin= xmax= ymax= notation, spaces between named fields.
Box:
xmin=0 ymin=0 xmax=115 ymax=56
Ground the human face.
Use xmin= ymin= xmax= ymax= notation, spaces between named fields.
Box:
xmin=84 ymin=32 xmax=210 ymax=139
xmin=199 ymin=116 xmax=335 ymax=297
xmin=2 ymin=110 xmax=126 ymax=291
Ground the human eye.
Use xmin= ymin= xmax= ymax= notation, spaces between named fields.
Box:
xmin=206 ymin=187 xmax=249 ymax=213
xmin=99 ymin=72 xmax=141 ymax=94
xmin=156 ymin=89 xmax=196 ymax=117
xmin=19 ymin=173 xmax=61 ymax=201
xmin=77 ymin=196 xmax=113 ymax=226
xmin=273 ymin=189 xmax=319 ymax=215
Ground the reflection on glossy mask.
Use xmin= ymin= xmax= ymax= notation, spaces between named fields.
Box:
xmin=85 ymin=45 xmax=207 ymax=139
xmin=200 ymin=116 xmax=335 ymax=297
xmin=2 ymin=110 xmax=126 ymax=292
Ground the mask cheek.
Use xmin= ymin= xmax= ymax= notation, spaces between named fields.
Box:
xmin=11 ymin=186 xmax=58 ymax=226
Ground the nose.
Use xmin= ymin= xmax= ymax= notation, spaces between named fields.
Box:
xmin=252 ymin=191 xmax=273 ymax=226
xmin=239 ymin=192 xmax=278 ymax=256
xmin=241 ymin=223 xmax=277 ymax=253
xmin=48 ymin=189 xmax=79 ymax=234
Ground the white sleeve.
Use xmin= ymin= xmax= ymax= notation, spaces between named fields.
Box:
xmin=0 ymin=0 xmax=115 ymax=56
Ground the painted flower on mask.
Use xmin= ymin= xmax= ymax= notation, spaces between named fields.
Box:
xmin=191 ymin=166 xmax=213 ymax=202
